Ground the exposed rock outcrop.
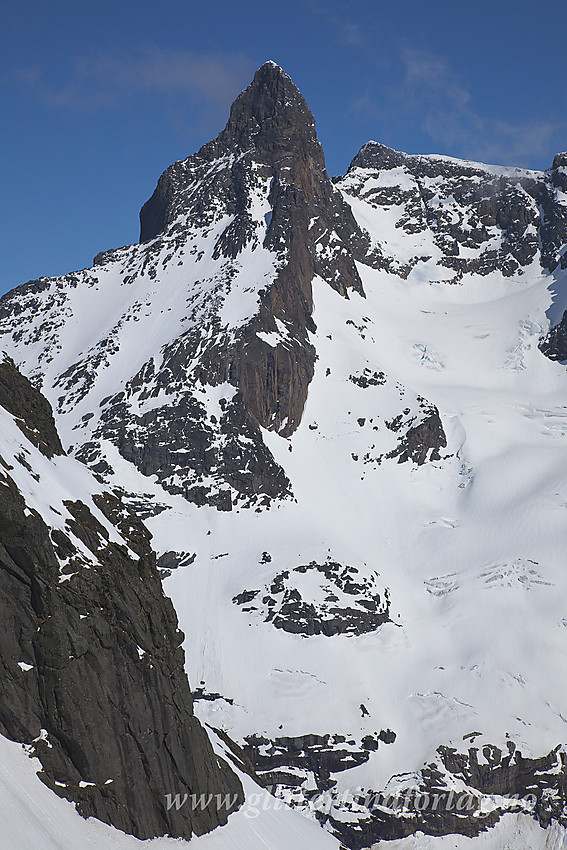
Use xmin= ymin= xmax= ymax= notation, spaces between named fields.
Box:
xmin=0 ymin=354 xmax=64 ymax=458
xmin=233 ymin=558 xmax=391 ymax=637
xmin=386 ymin=406 xmax=447 ymax=465
xmin=539 ymin=310 xmax=567 ymax=361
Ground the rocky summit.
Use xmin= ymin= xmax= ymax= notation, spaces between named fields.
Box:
xmin=3 ymin=62 xmax=567 ymax=849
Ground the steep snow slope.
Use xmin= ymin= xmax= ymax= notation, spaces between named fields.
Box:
xmin=0 ymin=734 xmax=340 ymax=850
xmin=156 ymin=259 xmax=567 ymax=844
xmin=3 ymin=724 xmax=566 ymax=850
xmin=3 ymin=63 xmax=567 ymax=847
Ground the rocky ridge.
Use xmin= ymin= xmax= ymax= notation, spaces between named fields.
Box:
xmin=339 ymin=141 xmax=567 ymax=284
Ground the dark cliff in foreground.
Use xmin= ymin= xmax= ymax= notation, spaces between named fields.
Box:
xmin=0 ymin=356 xmax=243 ymax=839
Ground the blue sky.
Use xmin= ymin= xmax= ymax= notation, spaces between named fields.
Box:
xmin=2 ymin=0 xmax=567 ymax=294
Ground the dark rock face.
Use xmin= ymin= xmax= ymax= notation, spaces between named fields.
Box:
xmin=312 ymin=742 xmax=566 ymax=849
xmin=385 ymin=404 xmax=447 ymax=465
xmin=539 ymin=309 xmax=567 ymax=361
xmin=89 ymin=374 xmax=292 ymax=510
xmin=538 ymin=152 xmax=567 ymax=358
xmin=340 ymin=742 xmax=567 ymax=846
xmin=0 ymin=367 xmax=243 ymax=839
xmin=216 ymin=728 xmax=395 ymax=805
xmin=0 ymin=355 xmax=64 ymax=458
xmin=438 ymin=743 xmax=567 ymax=818
xmin=241 ymin=733 xmax=372 ymax=792
xmin=540 ymin=153 xmax=567 ymax=273
xmin=233 ymin=558 xmax=391 ymax=637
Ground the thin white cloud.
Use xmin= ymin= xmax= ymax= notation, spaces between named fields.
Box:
xmin=403 ymin=49 xmax=471 ymax=110
xmin=336 ymin=21 xmax=364 ymax=46
xmin=299 ymin=0 xmax=366 ymax=47
xmin=400 ymin=47 xmax=558 ymax=166
xmin=10 ymin=48 xmax=256 ymax=131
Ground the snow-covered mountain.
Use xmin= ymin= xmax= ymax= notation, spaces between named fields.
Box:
xmin=3 ymin=61 xmax=567 ymax=848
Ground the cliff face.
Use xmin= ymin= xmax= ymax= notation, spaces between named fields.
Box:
xmin=0 ymin=356 xmax=243 ymax=839
xmin=0 ymin=356 xmax=64 ymax=458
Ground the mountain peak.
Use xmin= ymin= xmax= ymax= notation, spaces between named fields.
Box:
xmin=135 ymin=59 xmax=365 ymax=447
xmin=256 ymin=59 xmax=292 ymax=80
xmin=139 ymin=62 xmax=331 ymax=246
xmin=236 ymin=60 xmax=301 ymax=108
xmin=262 ymin=59 xmax=286 ymax=70
xmin=216 ymin=61 xmax=318 ymax=157
xmin=348 ymin=140 xmax=407 ymax=172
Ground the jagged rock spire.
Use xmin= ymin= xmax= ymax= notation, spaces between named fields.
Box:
xmin=137 ymin=62 xmax=367 ymax=449
xmin=139 ymin=61 xmax=328 ymax=243
xmin=216 ymin=61 xmax=323 ymax=161
xmin=139 ymin=63 xmax=363 ymax=302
